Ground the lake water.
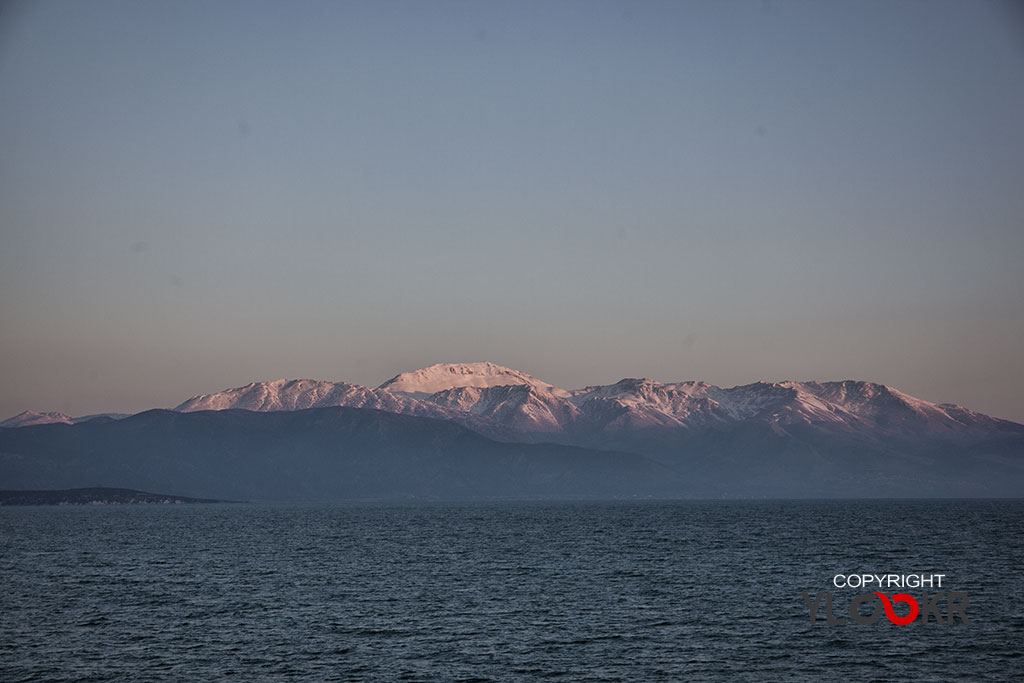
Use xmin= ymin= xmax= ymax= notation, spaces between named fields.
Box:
xmin=1 ymin=500 xmax=1022 ymax=681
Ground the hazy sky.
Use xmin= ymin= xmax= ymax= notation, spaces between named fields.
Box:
xmin=1 ymin=0 xmax=1023 ymax=421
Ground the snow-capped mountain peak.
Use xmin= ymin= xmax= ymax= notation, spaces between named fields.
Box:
xmin=378 ymin=362 xmax=569 ymax=398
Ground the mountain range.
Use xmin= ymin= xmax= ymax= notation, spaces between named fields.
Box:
xmin=2 ymin=362 xmax=1022 ymax=499
xmin=0 ymin=411 xmax=130 ymax=428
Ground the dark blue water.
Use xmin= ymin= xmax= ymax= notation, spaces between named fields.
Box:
xmin=2 ymin=500 xmax=1022 ymax=681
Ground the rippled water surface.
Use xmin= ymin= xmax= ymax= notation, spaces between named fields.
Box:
xmin=2 ymin=500 xmax=1022 ymax=681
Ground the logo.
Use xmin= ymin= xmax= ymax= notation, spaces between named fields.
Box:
xmin=803 ymin=574 xmax=969 ymax=625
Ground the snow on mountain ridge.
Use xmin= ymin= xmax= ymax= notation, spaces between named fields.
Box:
xmin=426 ymin=383 xmax=581 ymax=432
xmin=175 ymin=378 xmax=449 ymax=415
xmin=12 ymin=363 xmax=1014 ymax=443
xmin=568 ymin=379 xmax=732 ymax=429
xmin=773 ymin=380 xmax=974 ymax=430
xmin=379 ymin=362 xmax=569 ymax=398
xmin=0 ymin=411 xmax=75 ymax=428
xmin=0 ymin=410 xmax=131 ymax=428
xmin=175 ymin=379 xmax=358 ymax=412
xmin=169 ymin=366 xmax=1017 ymax=441
xmin=171 ymin=377 xmax=517 ymax=441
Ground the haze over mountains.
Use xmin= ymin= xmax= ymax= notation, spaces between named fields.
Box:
xmin=2 ymin=362 xmax=1022 ymax=498
xmin=0 ymin=411 xmax=130 ymax=428
xmin=175 ymin=362 xmax=1019 ymax=444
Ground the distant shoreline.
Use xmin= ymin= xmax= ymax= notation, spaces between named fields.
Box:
xmin=0 ymin=488 xmax=239 ymax=506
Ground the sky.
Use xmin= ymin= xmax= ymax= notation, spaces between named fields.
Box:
xmin=1 ymin=0 xmax=1023 ymax=422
